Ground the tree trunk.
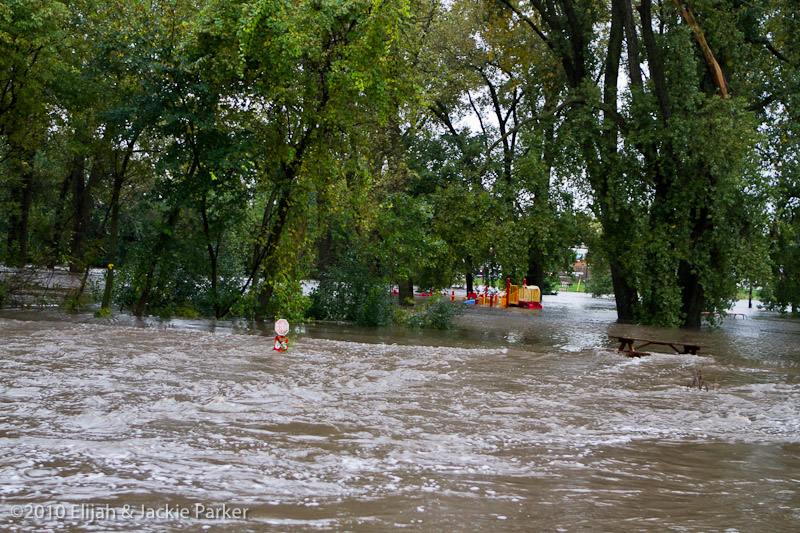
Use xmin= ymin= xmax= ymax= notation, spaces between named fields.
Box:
xmin=316 ymin=227 xmax=333 ymax=277
xmin=133 ymin=207 xmax=181 ymax=317
xmin=466 ymin=271 xmax=474 ymax=296
xmin=200 ymin=193 xmax=221 ymax=318
xmin=638 ymin=0 xmax=673 ymax=122
xmin=526 ymin=248 xmax=546 ymax=290
xmin=16 ymin=169 xmax=33 ymax=266
xmin=101 ymin=172 xmax=124 ymax=310
xmin=619 ymin=0 xmax=643 ymax=92
xmin=398 ymin=278 xmax=414 ymax=306
xmin=69 ymin=155 xmax=87 ymax=273
xmin=5 ymin=151 xmax=35 ymax=266
xmin=610 ymin=260 xmax=637 ymax=323
xmin=47 ymin=171 xmax=72 ymax=269
xmin=679 ymin=260 xmax=704 ymax=328
xmin=600 ymin=0 xmax=637 ymax=324
xmin=256 ymin=191 xmax=292 ymax=319
xmin=69 ymin=156 xmax=103 ymax=272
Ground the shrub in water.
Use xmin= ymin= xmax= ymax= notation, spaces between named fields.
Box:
xmin=405 ymin=295 xmax=462 ymax=330
xmin=307 ymin=253 xmax=393 ymax=327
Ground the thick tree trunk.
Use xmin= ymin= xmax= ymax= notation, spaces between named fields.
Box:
xmin=638 ymin=0 xmax=673 ymax=122
xmin=256 ymin=192 xmax=292 ymax=319
xmin=466 ymin=271 xmax=474 ymax=296
xmin=598 ymin=0 xmax=638 ymax=324
xmin=398 ymin=278 xmax=414 ymax=306
xmin=526 ymin=249 xmax=546 ymax=290
xmin=69 ymin=156 xmax=103 ymax=272
xmin=609 ymin=261 xmax=637 ymax=323
xmin=679 ymin=260 xmax=704 ymax=328
xmin=638 ymin=0 xmax=686 ymax=324
xmin=209 ymin=250 xmax=219 ymax=317
xmin=5 ymin=207 xmax=17 ymax=265
xmin=619 ymin=0 xmax=643 ymax=92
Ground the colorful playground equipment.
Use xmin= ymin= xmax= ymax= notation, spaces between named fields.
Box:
xmin=506 ymin=279 xmax=543 ymax=309
xmin=451 ymin=278 xmax=542 ymax=310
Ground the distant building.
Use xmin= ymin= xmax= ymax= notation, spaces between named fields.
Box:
xmin=559 ymin=246 xmax=591 ymax=288
xmin=573 ymin=246 xmax=590 ymax=280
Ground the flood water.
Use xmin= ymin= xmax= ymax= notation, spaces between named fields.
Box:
xmin=1 ymin=293 xmax=799 ymax=531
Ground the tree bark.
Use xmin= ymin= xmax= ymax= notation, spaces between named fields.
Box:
xmin=200 ymin=192 xmax=221 ymax=318
xmin=47 ymin=171 xmax=72 ymax=269
xmin=101 ymin=133 xmax=137 ymax=310
xmin=69 ymin=155 xmax=87 ymax=272
xmin=316 ymin=227 xmax=333 ymax=277
xmin=619 ymin=0 xmax=643 ymax=92
xmin=16 ymin=168 xmax=33 ymax=266
xmin=5 ymin=151 xmax=35 ymax=266
xmin=100 ymin=171 xmax=123 ymax=310
xmin=398 ymin=278 xmax=414 ymax=306
xmin=133 ymin=207 xmax=181 ymax=317
xmin=256 ymin=191 xmax=292 ymax=319
xmin=679 ymin=174 xmax=714 ymax=328
xmin=638 ymin=0 xmax=673 ymax=122
xmin=610 ymin=259 xmax=637 ymax=323
xmin=602 ymin=0 xmax=638 ymax=323
xmin=69 ymin=155 xmax=104 ymax=272
xmin=526 ymin=248 xmax=546 ymax=290
xmin=678 ymin=260 xmax=704 ymax=328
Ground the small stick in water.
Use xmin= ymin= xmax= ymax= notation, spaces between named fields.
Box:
xmin=687 ymin=366 xmax=708 ymax=391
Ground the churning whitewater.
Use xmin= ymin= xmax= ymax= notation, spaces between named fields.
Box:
xmin=1 ymin=294 xmax=799 ymax=531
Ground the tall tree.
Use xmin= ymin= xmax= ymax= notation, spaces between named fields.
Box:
xmin=491 ymin=0 xmax=768 ymax=327
xmin=238 ymin=0 xmax=428 ymax=318
xmin=0 ymin=0 xmax=68 ymax=265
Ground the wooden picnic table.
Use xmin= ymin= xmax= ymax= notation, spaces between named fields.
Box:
xmin=610 ymin=335 xmax=706 ymax=357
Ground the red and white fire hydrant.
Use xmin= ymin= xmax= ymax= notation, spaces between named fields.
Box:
xmin=273 ymin=318 xmax=289 ymax=352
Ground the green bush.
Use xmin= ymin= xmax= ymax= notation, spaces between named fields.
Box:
xmin=306 ymin=252 xmax=393 ymax=327
xmin=262 ymin=275 xmax=311 ymax=323
xmin=357 ymin=283 xmax=394 ymax=327
xmin=62 ymin=288 xmax=90 ymax=311
xmin=306 ymin=252 xmax=462 ymax=330
xmin=587 ymin=271 xmax=614 ymax=297
xmin=404 ymin=295 xmax=462 ymax=330
xmin=541 ymin=276 xmax=559 ymax=295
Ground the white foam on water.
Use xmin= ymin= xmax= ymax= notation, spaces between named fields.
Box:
xmin=2 ymin=317 xmax=800 ymax=531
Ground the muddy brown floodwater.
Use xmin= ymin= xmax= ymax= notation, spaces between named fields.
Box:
xmin=1 ymin=293 xmax=799 ymax=531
